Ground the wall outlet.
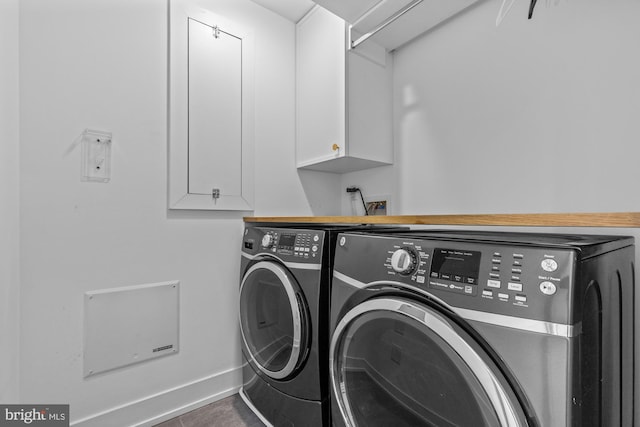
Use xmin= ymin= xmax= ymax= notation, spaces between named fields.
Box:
xmin=366 ymin=200 xmax=388 ymax=215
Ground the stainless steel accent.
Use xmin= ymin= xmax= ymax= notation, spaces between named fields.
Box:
xmin=350 ymin=0 xmax=424 ymax=49
xmin=330 ymin=298 xmax=527 ymax=427
xmin=240 ymin=261 xmax=302 ymax=380
xmin=332 ymin=270 xmax=579 ymax=338
xmin=456 ymin=306 xmax=580 ymax=337
xmin=332 ymin=270 xmax=372 ymax=289
xmin=241 ymin=251 xmax=322 ymax=270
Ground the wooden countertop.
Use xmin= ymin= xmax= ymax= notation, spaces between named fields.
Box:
xmin=244 ymin=212 xmax=640 ymax=228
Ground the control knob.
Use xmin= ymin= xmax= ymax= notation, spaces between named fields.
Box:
xmin=261 ymin=233 xmax=275 ymax=248
xmin=391 ymin=248 xmax=418 ymax=275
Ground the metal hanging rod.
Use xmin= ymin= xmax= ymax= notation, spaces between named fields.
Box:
xmin=350 ymin=0 xmax=424 ymax=49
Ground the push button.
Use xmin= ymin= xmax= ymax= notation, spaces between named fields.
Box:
xmin=539 ymin=281 xmax=557 ymax=295
xmin=541 ymin=259 xmax=558 ymax=272
xmin=508 ymin=282 xmax=523 ymax=292
xmin=487 ymin=279 xmax=501 ymax=288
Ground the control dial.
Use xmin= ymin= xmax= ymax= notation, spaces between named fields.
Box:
xmin=261 ymin=233 xmax=275 ymax=248
xmin=391 ymin=248 xmax=418 ymax=275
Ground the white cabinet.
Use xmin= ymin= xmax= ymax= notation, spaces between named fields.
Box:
xmin=315 ymin=0 xmax=479 ymax=51
xmin=296 ymin=6 xmax=393 ymax=173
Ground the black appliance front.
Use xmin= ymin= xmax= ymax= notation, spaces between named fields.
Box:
xmin=329 ymin=231 xmax=635 ymax=427
xmin=240 ymin=226 xmax=327 ymax=427
xmin=239 ymin=225 xmax=405 ymax=427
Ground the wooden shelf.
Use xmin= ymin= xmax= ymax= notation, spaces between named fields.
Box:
xmin=244 ymin=212 xmax=640 ymax=228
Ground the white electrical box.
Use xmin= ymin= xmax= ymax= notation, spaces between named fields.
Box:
xmin=81 ymin=129 xmax=112 ymax=182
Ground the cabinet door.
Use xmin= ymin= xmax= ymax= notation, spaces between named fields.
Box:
xmin=169 ymin=0 xmax=254 ymax=211
xmin=296 ymin=6 xmax=347 ymax=168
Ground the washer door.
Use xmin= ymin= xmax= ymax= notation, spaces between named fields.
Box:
xmin=240 ymin=261 xmax=309 ymax=380
xmin=330 ymin=297 xmax=530 ymax=427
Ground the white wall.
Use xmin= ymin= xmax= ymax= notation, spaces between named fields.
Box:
xmin=0 ymin=0 xmax=20 ymax=404
xmin=339 ymin=0 xmax=640 ymax=416
xmin=18 ymin=0 xmax=335 ymax=425
xmin=342 ymin=0 xmax=640 ymax=215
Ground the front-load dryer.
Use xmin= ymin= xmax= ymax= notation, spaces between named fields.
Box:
xmin=329 ymin=230 xmax=635 ymax=427
xmin=239 ymin=224 xmax=403 ymax=426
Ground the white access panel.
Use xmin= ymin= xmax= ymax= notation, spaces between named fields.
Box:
xmin=83 ymin=281 xmax=179 ymax=377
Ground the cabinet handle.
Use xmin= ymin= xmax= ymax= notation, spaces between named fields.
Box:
xmin=332 ymin=144 xmax=340 ymax=151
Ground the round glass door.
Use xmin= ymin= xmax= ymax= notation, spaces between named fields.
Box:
xmin=330 ymin=297 xmax=529 ymax=427
xmin=240 ymin=261 xmax=308 ymax=379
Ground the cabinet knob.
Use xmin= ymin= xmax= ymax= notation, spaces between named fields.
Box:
xmin=332 ymin=144 xmax=340 ymax=151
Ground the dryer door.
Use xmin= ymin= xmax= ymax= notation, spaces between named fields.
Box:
xmin=330 ymin=297 xmax=530 ymax=427
xmin=239 ymin=261 xmax=309 ymax=380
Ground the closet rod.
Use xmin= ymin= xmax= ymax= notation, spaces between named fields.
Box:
xmin=351 ymin=0 xmax=423 ymax=49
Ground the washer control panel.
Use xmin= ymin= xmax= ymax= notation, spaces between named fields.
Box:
xmin=377 ymin=237 xmax=576 ymax=323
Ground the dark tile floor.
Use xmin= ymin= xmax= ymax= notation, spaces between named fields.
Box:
xmin=154 ymin=394 xmax=265 ymax=427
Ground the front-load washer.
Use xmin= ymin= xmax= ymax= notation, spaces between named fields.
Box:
xmin=329 ymin=230 xmax=634 ymax=427
xmin=239 ymin=224 xmax=403 ymax=426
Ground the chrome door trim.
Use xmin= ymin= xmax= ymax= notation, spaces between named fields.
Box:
xmin=239 ymin=387 xmax=274 ymax=427
xmin=242 ymin=251 xmax=322 ymax=270
xmin=333 ymin=270 xmax=579 ymax=338
xmin=330 ymin=297 xmax=528 ymax=427
xmin=240 ymin=261 xmax=302 ymax=379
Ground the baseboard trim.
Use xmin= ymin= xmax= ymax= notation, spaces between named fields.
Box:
xmin=70 ymin=366 xmax=243 ymax=427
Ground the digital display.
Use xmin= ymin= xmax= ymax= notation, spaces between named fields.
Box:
xmin=430 ymin=248 xmax=481 ymax=283
xmin=278 ymin=233 xmax=296 ymax=248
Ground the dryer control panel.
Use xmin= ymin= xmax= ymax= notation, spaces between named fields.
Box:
xmin=243 ymin=227 xmax=323 ymax=261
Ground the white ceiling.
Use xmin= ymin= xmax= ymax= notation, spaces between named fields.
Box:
xmin=250 ymin=0 xmax=316 ymax=22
